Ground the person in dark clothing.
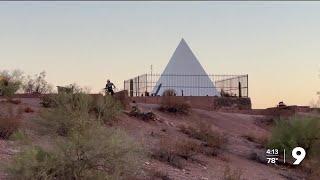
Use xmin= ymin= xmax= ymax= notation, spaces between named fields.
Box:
xmin=105 ymin=80 xmax=116 ymax=95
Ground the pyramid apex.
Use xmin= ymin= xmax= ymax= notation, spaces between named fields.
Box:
xmin=180 ymin=38 xmax=186 ymax=43
xmin=178 ymin=38 xmax=189 ymax=49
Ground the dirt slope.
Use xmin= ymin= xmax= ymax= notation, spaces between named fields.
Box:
xmin=118 ymin=103 xmax=306 ymax=180
xmin=0 ymin=99 xmax=307 ymax=180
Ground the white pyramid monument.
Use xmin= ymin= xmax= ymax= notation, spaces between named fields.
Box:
xmin=152 ymin=39 xmax=220 ymax=96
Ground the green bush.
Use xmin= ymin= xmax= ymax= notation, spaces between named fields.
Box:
xmin=10 ymin=130 xmax=30 ymax=145
xmin=7 ymin=146 xmax=56 ymax=180
xmin=91 ymin=95 xmax=122 ymax=123
xmin=37 ymin=93 xmax=92 ymax=136
xmin=58 ymin=125 xmax=143 ymax=179
xmin=8 ymin=118 xmax=144 ymax=180
xmin=38 ymin=92 xmax=123 ymax=136
xmin=268 ymin=117 xmax=320 ymax=158
xmin=7 ymin=87 xmax=144 ymax=179
xmin=0 ymin=82 xmax=20 ymax=98
xmin=0 ymin=70 xmax=23 ymax=98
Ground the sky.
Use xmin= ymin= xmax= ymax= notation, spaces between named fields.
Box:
xmin=0 ymin=1 xmax=320 ymax=108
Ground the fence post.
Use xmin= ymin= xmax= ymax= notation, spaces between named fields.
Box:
xmin=137 ymin=76 xmax=140 ymax=96
xmin=145 ymin=74 xmax=148 ymax=95
xmin=238 ymin=81 xmax=242 ymax=98
xmin=198 ymin=75 xmax=200 ymax=96
xmin=129 ymin=79 xmax=133 ymax=97
xmin=247 ymin=74 xmax=249 ymax=97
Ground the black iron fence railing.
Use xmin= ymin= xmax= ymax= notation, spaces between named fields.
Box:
xmin=124 ymin=74 xmax=248 ymax=97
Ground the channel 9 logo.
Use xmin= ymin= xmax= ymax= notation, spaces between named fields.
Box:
xmin=266 ymin=147 xmax=306 ymax=165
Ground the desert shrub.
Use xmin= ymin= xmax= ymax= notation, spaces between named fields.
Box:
xmin=179 ymin=122 xmax=227 ymax=149
xmin=268 ymin=117 xmax=320 ymax=158
xmin=59 ymin=125 xmax=143 ymax=179
xmin=0 ymin=70 xmax=24 ymax=98
xmin=10 ymin=130 xmax=30 ymax=144
xmin=9 ymin=84 xmax=145 ymax=179
xmin=91 ymin=95 xmax=122 ymax=123
xmin=223 ymin=166 xmax=244 ymax=180
xmin=22 ymin=71 xmax=53 ymax=94
xmin=159 ymin=98 xmax=190 ymax=115
xmin=7 ymin=146 xmax=57 ymax=180
xmin=152 ymin=138 xmax=184 ymax=169
xmin=38 ymin=92 xmax=123 ymax=136
xmin=174 ymin=139 xmax=200 ymax=159
xmin=149 ymin=169 xmax=171 ymax=180
xmin=36 ymin=93 xmax=92 ymax=136
xmin=128 ymin=106 xmax=157 ymax=121
xmin=159 ymin=101 xmax=191 ymax=114
xmin=40 ymin=95 xmax=56 ymax=108
xmin=152 ymin=138 xmax=199 ymax=168
xmin=162 ymin=89 xmax=176 ymax=96
xmin=159 ymin=89 xmax=191 ymax=114
xmin=7 ymin=121 xmax=144 ymax=180
xmin=0 ymin=106 xmax=22 ymax=139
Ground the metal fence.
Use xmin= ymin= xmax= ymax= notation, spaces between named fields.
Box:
xmin=124 ymin=73 xmax=248 ymax=97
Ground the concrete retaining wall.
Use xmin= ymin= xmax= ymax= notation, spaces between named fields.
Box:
xmin=130 ymin=96 xmax=251 ymax=111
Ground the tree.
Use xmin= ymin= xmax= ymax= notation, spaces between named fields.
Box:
xmin=0 ymin=69 xmax=24 ymax=98
xmin=23 ymin=71 xmax=52 ymax=94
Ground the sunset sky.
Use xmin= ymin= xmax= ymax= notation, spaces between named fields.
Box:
xmin=1 ymin=2 xmax=319 ymax=108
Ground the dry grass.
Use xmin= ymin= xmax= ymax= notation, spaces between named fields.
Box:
xmin=179 ymin=121 xmax=227 ymax=149
xmin=149 ymin=169 xmax=171 ymax=180
xmin=0 ymin=105 xmax=22 ymax=139
xmin=222 ymin=166 xmax=244 ymax=180
xmin=242 ymin=133 xmax=268 ymax=147
xmin=152 ymin=137 xmax=200 ymax=168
